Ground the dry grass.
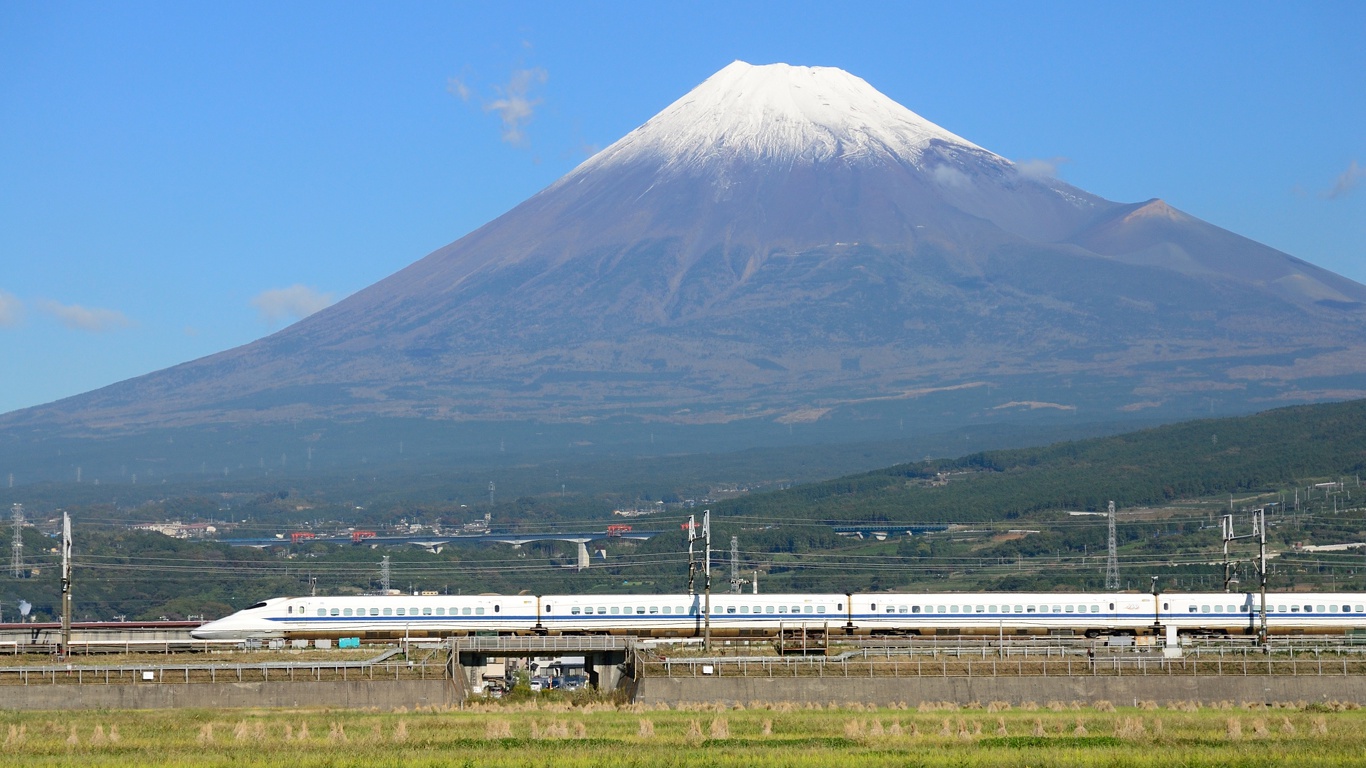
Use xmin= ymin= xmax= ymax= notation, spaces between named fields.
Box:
xmin=4 ymin=703 xmax=1366 ymax=767
xmin=1116 ymin=717 xmax=1146 ymax=740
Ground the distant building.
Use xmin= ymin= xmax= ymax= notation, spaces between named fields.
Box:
xmin=131 ymin=521 xmax=218 ymax=539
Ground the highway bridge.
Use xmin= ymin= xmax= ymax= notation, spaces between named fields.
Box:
xmin=222 ymin=529 xmax=665 ymax=567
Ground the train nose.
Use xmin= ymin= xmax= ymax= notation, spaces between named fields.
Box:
xmin=191 ymin=618 xmax=251 ymax=640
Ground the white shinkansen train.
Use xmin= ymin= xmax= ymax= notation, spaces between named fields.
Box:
xmin=191 ymin=590 xmax=1366 ymax=641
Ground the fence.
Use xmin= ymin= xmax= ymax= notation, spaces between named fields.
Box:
xmin=640 ymin=635 xmax=1366 ymax=679
xmin=0 ymin=648 xmax=450 ymax=687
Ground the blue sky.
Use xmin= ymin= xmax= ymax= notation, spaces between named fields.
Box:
xmin=1 ymin=1 xmax=1363 ymax=415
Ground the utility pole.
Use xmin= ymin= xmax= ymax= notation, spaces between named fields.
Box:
xmin=60 ymin=511 xmax=72 ymax=657
xmin=702 ymin=509 xmax=712 ymax=652
xmin=1105 ymin=501 xmax=1119 ymax=591
xmin=684 ymin=514 xmax=698 ymax=596
xmin=380 ymin=556 xmax=391 ymax=593
xmin=1223 ymin=507 xmax=1269 ymax=646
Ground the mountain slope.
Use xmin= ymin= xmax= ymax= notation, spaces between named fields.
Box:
xmin=3 ymin=61 xmax=1364 ymax=443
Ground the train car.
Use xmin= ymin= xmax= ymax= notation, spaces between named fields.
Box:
xmin=191 ymin=590 xmax=1366 ymax=641
xmin=190 ymin=594 xmax=538 ymax=640
xmin=1162 ymin=592 xmax=1366 ymax=636
xmin=539 ymin=592 xmax=845 ymax=637
xmin=850 ymin=592 xmax=1153 ymax=637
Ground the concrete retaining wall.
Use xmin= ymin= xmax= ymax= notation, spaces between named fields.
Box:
xmin=636 ymin=676 xmax=1366 ymax=707
xmin=0 ymin=679 xmax=454 ymax=711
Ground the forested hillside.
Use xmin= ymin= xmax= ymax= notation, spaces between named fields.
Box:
xmin=721 ymin=400 xmax=1366 ymax=523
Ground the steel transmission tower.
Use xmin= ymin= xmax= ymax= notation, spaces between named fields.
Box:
xmin=730 ymin=536 xmax=740 ymax=593
xmin=1105 ymin=500 xmax=1120 ymax=590
xmin=380 ymin=555 xmax=391 ymax=592
xmin=10 ymin=503 xmax=23 ymax=578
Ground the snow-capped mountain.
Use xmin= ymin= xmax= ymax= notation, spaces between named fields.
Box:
xmin=4 ymin=61 xmax=1365 ymax=451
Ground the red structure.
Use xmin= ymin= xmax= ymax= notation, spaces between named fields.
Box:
xmin=606 ymin=524 xmax=633 ymax=537
xmin=351 ymin=530 xmax=377 ymax=543
xmin=289 ymin=531 xmax=315 ymax=544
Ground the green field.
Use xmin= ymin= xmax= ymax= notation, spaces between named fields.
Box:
xmin=4 ymin=700 xmax=1366 ymax=767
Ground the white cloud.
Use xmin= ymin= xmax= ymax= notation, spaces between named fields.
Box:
xmin=0 ymin=291 xmax=22 ymax=327
xmin=446 ymin=77 xmax=471 ymax=102
xmin=251 ymin=284 xmax=334 ymax=324
xmin=35 ymin=299 xmax=132 ymax=332
xmin=931 ymin=164 xmax=971 ymax=189
xmin=1323 ymin=159 xmax=1364 ymax=200
xmin=484 ymin=67 xmax=548 ymax=146
xmin=1016 ymin=156 xmax=1070 ymax=180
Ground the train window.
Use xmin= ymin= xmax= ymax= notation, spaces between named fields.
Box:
xmin=371 ymin=608 xmax=379 ymax=616
xmin=800 ymin=606 xmax=810 ymax=614
xmin=1189 ymin=606 xmax=1198 ymax=613
xmin=937 ymin=606 xmax=946 ymax=614
xmin=287 ymin=606 xmax=293 ymax=615
xmin=1340 ymin=606 xmax=1348 ymax=613
xmin=739 ymin=606 xmax=748 ymax=614
xmin=460 ymin=607 xmax=470 ymax=616
xmin=396 ymin=608 xmax=405 ymax=616
xmin=408 ymin=607 xmax=418 ymax=615
xmin=1358 ymin=605 xmax=1364 ymax=612
xmin=1090 ymin=606 xmax=1100 ymax=613
xmin=436 ymin=608 xmax=445 ymax=616
xmin=1290 ymin=605 xmax=1300 ymax=613
xmin=343 ymin=609 xmax=352 ymax=617
xmin=1304 ymin=605 xmax=1313 ymax=613
xmin=330 ymin=608 xmax=340 ymax=616
xmin=475 ymin=607 xmax=485 ymax=615
xmin=1108 ymin=603 xmax=1114 ymax=611
xmin=317 ymin=609 xmax=326 ymax=617
xmin=765 ymin=606 xmax=774 ymax=614
xmin=494 ymin=605 xmax=500 ymax=613
xmin=1162 ymin=603 xmax=1169 ymax=611
xmin=726 ymin=606 xmax=736 ymax=614
xmin=423 ymin=607 xmax=432 ymax=616
xmin=1065 ymin=606 xmax=1073 ymax=613
xmin=637 ymin=606 xmax=647 ymax=615
xmin=949 ymin=605 xmax=959 ymax=614
xmin=1315 ymin=605 xmax=1324 ymax=613
xmin=1015 ymin=605 xmax=1024 ymax=613
xmin=989 ymin=605 xmax=997 ymax=613
xmin=886 ymin=606 xmax=895 ymax=614
xmin=776 ymin=606 xmax=786 ymax=614
xmin=870 ymin=604 xmax=877 ymax=611
xmin=975 ymin=606 xmax=985 ymax=614
xmin=1049 ymin=606 xmax=1059 ymax=613
xmin=653 ymin=607 xmax=662 ymax=615
xmin=1200 ymin=606 xmax=1209 ymax=613
xmin=820 ymin=607 xmax=829 ymax=614
xmin=570 ymin=607 xmax=580 ymax=615
xmin=677 ymin=607 xmax=685 ymax=614
xmin=383 ymin=608 xmax=393 ymax=616
xmin=1027 ymin=606 xmax=1036 ymax=613
xmin=607 ymin=607 xmax=618 ymax=615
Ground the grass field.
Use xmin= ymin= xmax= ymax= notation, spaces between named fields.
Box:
xmin=3 ymin=699 xmax=1366 ymax=767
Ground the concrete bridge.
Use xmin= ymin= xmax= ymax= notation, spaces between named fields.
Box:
xmin=223 ymin=530 xmax=663 ymax=566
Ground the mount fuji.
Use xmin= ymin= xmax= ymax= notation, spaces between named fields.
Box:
xmin=5 ymin=61 xmax=1365 ymax=459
